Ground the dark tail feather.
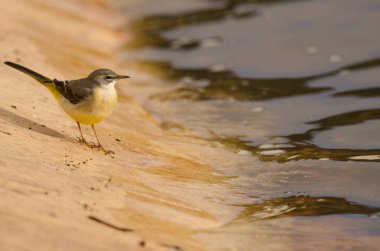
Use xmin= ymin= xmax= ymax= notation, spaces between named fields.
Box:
xmin=4 ymin=61 xmax=52 ymax=84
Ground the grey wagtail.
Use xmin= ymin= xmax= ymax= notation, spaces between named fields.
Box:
xmin=4 ymin=61 xmax=129 ymax=154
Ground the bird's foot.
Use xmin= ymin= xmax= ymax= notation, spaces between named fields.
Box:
xmin=77 ymin=136 xmax=88 ymax=144
xmin=97 ymin=144 xmax=115 ymax=155
xmin=77 ymin=137 xmax=97 ymax=148
xmin=77 ymin=137 xmax=114 ymax=154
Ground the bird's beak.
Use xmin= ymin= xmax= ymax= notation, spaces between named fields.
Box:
xmin=117 ymin=75 xmax=130 ymax=79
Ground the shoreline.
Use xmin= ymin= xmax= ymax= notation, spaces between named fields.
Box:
xmin=2 ymin=1 xmax=380 ymax=251
xmin=0 ymin=0 xmax=234 ymax=250
xmin=0 ymin=0 xmax=197 ymax=250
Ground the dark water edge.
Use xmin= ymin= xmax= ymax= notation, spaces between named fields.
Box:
xmin=115 ymin=0 xmax=380 ymax=249
xmin=121 ymin=0 xmax=380 ymax=163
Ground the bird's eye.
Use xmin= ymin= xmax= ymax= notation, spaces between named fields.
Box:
xmin=105 ymin=76 xmax=112 ymax=80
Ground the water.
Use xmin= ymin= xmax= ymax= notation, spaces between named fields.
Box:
xmin=115 ymin=0 xmax=380 ymax=249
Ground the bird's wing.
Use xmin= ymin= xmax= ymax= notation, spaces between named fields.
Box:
xmin=51 ymin=78 xmax=94 ymax=104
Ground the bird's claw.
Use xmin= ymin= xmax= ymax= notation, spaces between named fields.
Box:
xmin=97 ymin=145 xmax=115 ymax=155
xmin=77 ymin=137 xmax=88 ymax=145
xmin=77 ymin=137 xmax=114 ymax=154
xmin=77 ymin=137 xmax=97 ymax=148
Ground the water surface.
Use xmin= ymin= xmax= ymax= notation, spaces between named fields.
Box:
xmin=116 ymin=0 xmax=380 ymax=249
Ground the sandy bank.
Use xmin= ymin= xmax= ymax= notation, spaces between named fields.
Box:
xmin=0 ymin=0 xmax=243 ymax=250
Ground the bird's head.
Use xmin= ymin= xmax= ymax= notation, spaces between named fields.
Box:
xmin=88 ymin=69 xmax=130 ymax=86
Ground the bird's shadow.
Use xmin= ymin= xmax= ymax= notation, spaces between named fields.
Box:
xmin=0 ymin=107 xmax=65 ymax=138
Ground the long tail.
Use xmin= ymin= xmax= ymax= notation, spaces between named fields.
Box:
xmin=4 ymin=61 xmax=62 ymax=100
xmin=4 ymin=61 xmax=52 ymax=84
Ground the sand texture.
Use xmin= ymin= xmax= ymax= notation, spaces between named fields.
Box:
xmin=0 ymin=0 xmax=240 ymax=250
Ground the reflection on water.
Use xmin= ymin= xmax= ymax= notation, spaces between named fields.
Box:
xmin=214 ymin=106 xmax=380 ymax=162
xmin=123 ymin=0 xmax=380 ymax=162
xmin=119 ymin=0 xmax=380 ymax=248
xmin=133 ymin=57 xmax=380 ymax=102
xmin=238 ymin=196 xmax=380 ymax=221
xmin=335 ymin=87 xmax=380 ymax=98
xmin=126 ymin=0 xmax=294 ymax=50
xmin=139 ymin=61 xmax=332 ymax=101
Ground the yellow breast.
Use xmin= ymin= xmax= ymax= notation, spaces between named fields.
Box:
xmin=59 ymin=85 xmax=118 ymax=125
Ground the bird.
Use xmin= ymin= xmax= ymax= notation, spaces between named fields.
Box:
xmin=4 ymin=61 xmax=130 ymax=154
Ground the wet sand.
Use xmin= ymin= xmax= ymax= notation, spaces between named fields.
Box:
xmin=0 ymin=1 xmax=259 ymax=250
xmin=0 ymin=0 xmax=221 ymax=250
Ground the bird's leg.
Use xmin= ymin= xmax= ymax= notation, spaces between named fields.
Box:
xmin=91 ymin=124 xmax=114 ymax=154
xmin=76 ymin=122 xmax=88 ymax=145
